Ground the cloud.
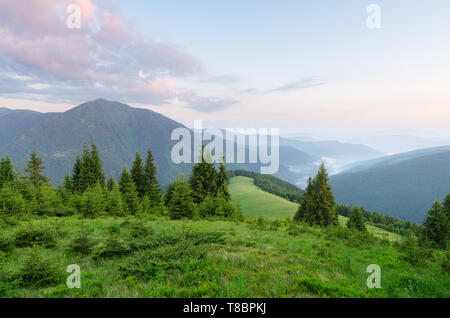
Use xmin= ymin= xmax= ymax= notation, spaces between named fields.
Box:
xmin=270 ymin=77 xmax=324 ymax=92
xmin=198 ymin=75 xmax=239 ymax=84
xmin=0 ymin=0 xmax=202 ymax=104
xmin=179 ymin=91 xmax=238 ymax=113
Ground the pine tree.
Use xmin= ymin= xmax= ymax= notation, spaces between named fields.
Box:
xmin=347 ymin=205 xmax=366 ymax=232
xmin=420 ymin=200 xmax=448 ymax=249
xmin=24 ymin=151 xmax=48 ymax=187
xmin=107 ymin=175 xmax=116 ymax=192
xmin=0 ymin=156 xmax=15 ymax=188
xmin=78 ymin=143 xmax=93 ymax=192
xmin=293 ymin=163 xmax=337 ymax=227
xmin=190 ymin=145 xmax=218 ymax=203
xmin=72 ymin=156 xmax=82 ymax=192
xmin=118 ymin=166 xmax=138 ymax=214
xmin=90 ymin=143 xmax=105 ymax=188
xmin=106 ymin=186 xmax=125 ymax=216
xmin=168 ymin=178 xmax=195 ymax=220
xmin=144 ymin=148 xmax=161 ymax=205
xmin=131 ymin=152 xmax=146 ymax=198
xmin=216 ymin=160 xmax=231 ymax=201
xmin=63 ymin=174 xmax=73 ymax=192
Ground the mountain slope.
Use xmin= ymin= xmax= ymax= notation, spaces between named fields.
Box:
xmin=330 ymin=150 xmax=450 ymax=223
xmin=2 ymin=99 xmax=190 ymax=185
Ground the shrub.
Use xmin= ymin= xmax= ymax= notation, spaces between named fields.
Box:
xmin=93 ymin=228 xmax=131 ymax=259
xmin=14 ymin=224 xmax=56 ymax=248
xmin=68 ymin=232 xmax=94 ymax=255
xmin=0 ymin=234 xmax=14 ymax=253
xmin=119 ymin=240 xmax=207 ymax=280
xmin=197 ymin=195 xmax=241 ymax=219
xmin=18 ymin=246 xmax=63 ymax=287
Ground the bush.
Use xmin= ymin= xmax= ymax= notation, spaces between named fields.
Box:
xmin=0 ymin=234 xmax=14 ymax=253
xmin=197 ymin=195 xmax=241 ymax=219
xmin=93 ymin=228 xmax=131 ymax=259
xmin=69 ymin=233 xmax=94 ymax=255
xmin=14 ymin=224 xmax=56 ymax=248
xmin=325 ymin=226 xmax=375 ymax=247
xmin=119 ymin=240 xmax=207 ymax=280
xmin=18 ymin=246 xmax=63 ymax=287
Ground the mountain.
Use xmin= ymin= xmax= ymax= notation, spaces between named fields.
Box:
xmin=330 ymin=147 xmax=450 ymax=223
xmin=280 ymin=137 xmax=384 ymax=161
xmin=358 ymin=134 xmax=450 ymax=154
xmin=0 ymin=99 xmax=190 ymax=185
xmin=0 ymin=99 xmax=319 ymax=186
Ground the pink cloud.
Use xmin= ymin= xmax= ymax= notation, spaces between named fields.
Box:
xmin=0 ymin=0 xmax=202 ymax=104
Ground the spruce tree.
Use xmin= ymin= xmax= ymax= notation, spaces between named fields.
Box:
xmin=168 ymin=178 xmax=195 ymax=220
xmin=216 ymin=161 xmax=231 ymax=201
xmin=78 ymin=143 xmax=93 ymax=192
xmin=293 ymin=163 xmax=337 ymax=227
xmin=63 ymin=174 xmax=73 ymax=193
xmin=144 ymin=148 xmax=161 ymax=205
xmin=0 ymin=156 xmax=15 ymax=188
xmin=131 ymin=152 xmax=146 ymax=198
xmin=190 ymin=145 xmax=218 ymax=203
xmin=107 ymin=175 xmax=116 ymax=192
xmin=90 ymin=143 xmax=105 ymax=188
xmin=420 ymin=200 xmax=448 ymax=249
xmin=347 ymin=205 xmax=367 ymax=232
xmin=118 ymin=166 xmax=138 ymax=214
xmin=72 ymin=156 xmax=82 ymax=192
xmin=24 ymin=151 xmax=48 ymax=187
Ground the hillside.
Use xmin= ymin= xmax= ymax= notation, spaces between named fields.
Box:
xmin=330 ymin=150 xmax=450 ymax=222
xmin=229 ymin=176 xmax=401 ymax=241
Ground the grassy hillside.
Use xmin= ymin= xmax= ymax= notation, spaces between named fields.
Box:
xmin=0 ymin=216 xmax=447 ymax=298
xmin=229 ymin=176 xmax=298 ymax=219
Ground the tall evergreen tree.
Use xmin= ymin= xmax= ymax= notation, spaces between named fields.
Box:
xmin=107 ymin=175 xmax=116 ymax=192
xmin=347 ymin=205 xmax=367 ymax=232
xmin=144 ymin=148 xmax=161 ymax=205
xmin=294 ymin=163 xmax=338 ymax=227
xmin=168 ymin=178 xmax=195 ymax=220
xmin=90 ymin=143 xmax=105 ymax=188
xmin=0 ymin=156 xmax=15 ymax=188
xmin=190 ymin=145 xmax=218 ymax=203
xmin=78 ymin=143 xmax=93 ymax=192
xmin=72 ymin=156 xmax=82 ymax=192
xmin=131 ymin=152 xmax=146 ymax=198
xmin=420 ymin=200 xmax=448 ymax=249
xmin=216 ymin=160 xmax=231 ymax=201
xmin=118 ymin=166 xmax=138 ymax=214
xmin=24 ymin=151 xmax=48 ymax=187
xmin=63 ymin=174 xmax=73 ymax=193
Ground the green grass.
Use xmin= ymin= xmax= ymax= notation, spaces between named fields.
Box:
xmin=229 ymin=176 xmax=298 ymax=219
xmin=229 ymin=176 xmax=401 ymax=242
xmin=0 ymin=215 xmax=447 ymax=298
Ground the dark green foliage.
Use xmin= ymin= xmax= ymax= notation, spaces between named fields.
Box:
xmin=80 ymin=183 xmax=106 ymax=217
xmin=0 ymin=156 xmax=15 ymax=188
xmin=71 ymin=156 xmax=82 ymax=192
xmin=77 ymin=143 xmax=105 ymax=192
xmin=94 ymin=228 xmax=131 ymax=259
xmin=197 ymin=195 xmax=241 ymax=219
xmin=294 ymin=163 xmax=338 ymax=227
xmin=168 ymin=178 xmax=195 ymax=220
xmin=107 ymin=175 xmax=116 ymax=192
xmin=144 ymin=148 xmax=161 ymax=206
xmin=336 ymin=204 xmax=420 ymax=236
xmin=18 ymin=246 xmax=63 ymax=287
xmin=346 ymin=205 xmax=366 ymax=232
xmin=399 ymin=230 xmax=431 ymax=266
xmin=216 ymin=161 xmax=231 ymax=200
xmin=0 ymin=184 xmax=28 ymax=216
xmin=119 ymin=167 xmax=138 ymax=214
xmin=131 ymin=152 xmax=146 ymax=198
xmin=24 ymin=151 xmax=48 ymax=187
xmin=105 ymin=186 xmax=125 ymax=216
xmin=14 ymin=224 xmax=56 ymax=248
xmin=190 ymin=145 xmax=218 ymax=204
xmin=420 ymin=200 xmax=448 ymax=249
xmin=0 ymin=234 xmax=14 ymax=253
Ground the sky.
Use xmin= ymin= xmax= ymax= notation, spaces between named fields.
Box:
xmin=0 ymin=0 xmax=449 ymax=137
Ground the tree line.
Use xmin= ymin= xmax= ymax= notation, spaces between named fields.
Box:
xmin=0 ymin=143 xmax=240 ymax=221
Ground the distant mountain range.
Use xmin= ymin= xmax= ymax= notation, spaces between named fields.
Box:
xmin=330 ymin=146 xmax=450 ymax=222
